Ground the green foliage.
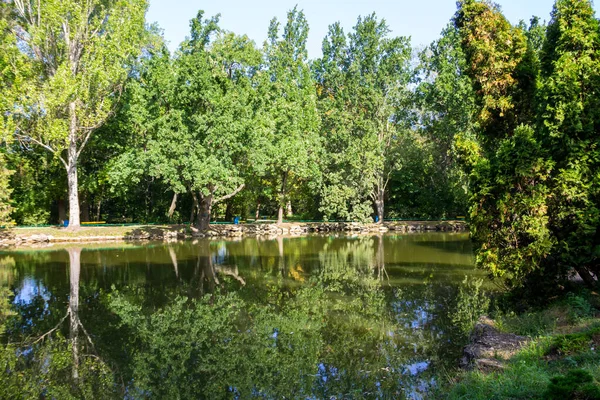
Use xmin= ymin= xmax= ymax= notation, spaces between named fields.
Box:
xmin=0 ymin=337 xmax=117 ymax=399
xmin=451 ymin=277 xmax=490 ymax=334
xmin=390 ymin=24 xmax=475 ymax=219
xmin=546 ymin=369 xmax=600 ymax=400
xmin=0 ymin=287 xmax=13 ymax=336
xmin=110 ymin=13 xmax=267 ymax=228
xmin=538 ymin=0 xmax=600 ymax=288
xmin=566 ymin=293 xmax=595 ymax=321
xmin=455 ymin=0 xmax=551 ymax=289
xmin=455 ymin=0 xmax=531 ymax=141
xmin=7 ymin=0 xmax=150 ymax=153
xmin=261 ymin=7 xmax=322 ymax=222
xmin=548 ymin=327 xmax=600 ymax=356
xmin=314 ymin=14 xmax=411 ymax=222
xmin=446 ymin=362 xmax=551 ymax=399
xmin=494 ymin=309 xmax=559 ymax=337
xmin=470 ymin=126 xmax=554 ymax=287
xmin=454 ymin=0 xmax=600 ymax=291
xmin=3 ymin=0 xmax=149 ymax=227
xmin=104 ymin=243 xmax=411 ymax=398
xmin=0 ymin=152 xmax=13 ymax=225
xmin=0 ymin=10 xmax=23 ymax=226
xmin=5 ymin=152 xmax=65 ymax=225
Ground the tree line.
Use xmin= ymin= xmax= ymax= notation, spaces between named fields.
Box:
xmin=1 ymin=0 xmax=599 ymax=289
xmin=0 ymin=1 xmax=469 ymax=228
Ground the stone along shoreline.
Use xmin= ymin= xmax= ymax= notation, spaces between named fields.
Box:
xmin=0 ymin=220 xmax=467 ymax=247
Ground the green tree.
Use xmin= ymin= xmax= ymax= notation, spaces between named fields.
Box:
xmin=261 ymin=7 xmax=322 ymax=224
xmin=314 ymin=14 xmax=412 ymax=222
xmin=454 ymin=0 xmax=531 ymax=147
xmin=0 ymin=6 xmax=25 ymax=226
xmin=113 ymin=12 xmax=264 ymax=230
xmin=539 ymin=0 xmax=600 ymax=288
xmin=393 ymin=23 xmax=476 ymax=219
xmin=6 ymin=0 xmax=148 ymax=228
xmin=455 ymin=0 xmax=554 ymax=288
xmin=0 ymin=153 xmax=12 ymax=225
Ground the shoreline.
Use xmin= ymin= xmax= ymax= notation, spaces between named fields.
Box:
xmin=0 ymin=220 xmax=467 ymax=248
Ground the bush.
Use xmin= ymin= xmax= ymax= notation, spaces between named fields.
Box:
xmin=545 ymin=369 xmax=600 ymax=400
xmin=451 ymin=277 xmax=491 ymax=335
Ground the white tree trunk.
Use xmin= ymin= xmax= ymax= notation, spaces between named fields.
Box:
xmin=374 ymin=175 xmax=385 ymax=224
xmin=67 ymin=102 xmax=80 ymax=228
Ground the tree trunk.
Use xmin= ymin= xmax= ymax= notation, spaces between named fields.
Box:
xmin=95 ymin=199 xmax=101 ymax=221
xmin=224 ymin=200 xmax=233 ymax=222
xmin=277 ymin=172 xmax=288 ymax=224
xmin=67 ymin=102 xmax=80 ymax=228
xmin=190 ymin=191 xmax=198 ymax=225
xmin=286 ymin=201 xmax=293 ymax=217
xmin=576 ymin=266 xmax=598 ymax=289
xmin=196 ymin=193 xmax=213 ymax=231
xmin=168 ymin=246 xmax=179 ymax=278
xmin=58 ymin=199 xmax=67 ymax=224
xmin=255 ymin=202 xmax=261 ymax=221
xmin=374 ymin=179 xmax=385 ymax=224
xmin=168 ymin=192 xmax=178 ymax=220
xmin=196 ymin=241 xmax=218 ymax=294
xmin=67 ymin=161 xmax=80 ymax=228
xmin=376 ymin=235 xmax=386 ymax=280
xmin=80 ymin=193 xmax=90 ymax=222
xmin=68 ymin=247 xmax=81 ymax=380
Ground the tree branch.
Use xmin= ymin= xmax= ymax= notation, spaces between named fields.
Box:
xmin=15 ymin=133 xmax=68 ymax=169
xmin=15 ymin=133 xmax=55 ymax=154
xmin=76 ymin=129 xmax=93 ymax=159
xmin=214 ymin=184 xmax=245 ymax=204
xmin=34 ymin=310 xmax=70 ymax=344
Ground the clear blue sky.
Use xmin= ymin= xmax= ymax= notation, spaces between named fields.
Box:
xmin=147 ymin=0 xmax=600 ymax=58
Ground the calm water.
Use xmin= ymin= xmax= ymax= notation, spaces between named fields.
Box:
xmin=0 ymin=233 xmax=482 ymax=399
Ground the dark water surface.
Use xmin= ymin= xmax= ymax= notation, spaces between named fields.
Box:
xmin=0 ymin=233 xmax=482 ymax=399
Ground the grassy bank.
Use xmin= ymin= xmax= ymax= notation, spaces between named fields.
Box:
xmin=0 ymin=225 xmax=188 ymax=245
xmin=11 ymin=224 xmax=184 ymax=237
xmin=443 ymin=291 xmax=600 ymax=399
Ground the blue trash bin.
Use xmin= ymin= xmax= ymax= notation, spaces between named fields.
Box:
xmin=233 ymin=216 xmax=240 ymax=225
xmin=374 ymin=216 xmax=379 ymax=223
xmin=63 ymin=220 xmax=69 ymax=227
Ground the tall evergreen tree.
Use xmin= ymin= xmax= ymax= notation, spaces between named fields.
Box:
xmin=539 ymin=0 xmax=600 ymax=288
xmin=455 ymin=0 xmax=554 ymax=288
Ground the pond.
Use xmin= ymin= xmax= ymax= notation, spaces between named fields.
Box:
xmin=0 ymin=233 xmax=485 ymax=399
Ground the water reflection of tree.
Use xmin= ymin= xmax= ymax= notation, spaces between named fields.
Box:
xmin=0 ymin=248 xmax=117 ymax=398
xmin=0 ymin=235 xmax=484 ymax=398
xmin=105 ymin=236 xmax=455 ymax=398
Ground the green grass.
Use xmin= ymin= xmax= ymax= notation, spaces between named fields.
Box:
xmin=5 ymin=224 xmax=187 ymax=239
xmin=443 ymin=291 xmax=600 ymax=399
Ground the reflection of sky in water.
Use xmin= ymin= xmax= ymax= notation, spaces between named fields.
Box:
xmin=400 ymin=361 xmax=436 ymax=400
xmin=212 ymin=245 xmax=227 ymax=265
xmin=403 ymin=360 xmax=430 ymax=376
xmin=392 ymin=299 xmax=434 ymax=330
xmin=13 ymin=277 xmax=51 ymax=306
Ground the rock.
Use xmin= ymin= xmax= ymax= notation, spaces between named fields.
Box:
xmin=30 ymin=234 xmax=50 ymax=243
xmin=461 ymin=316 xmax=529 ymax=371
